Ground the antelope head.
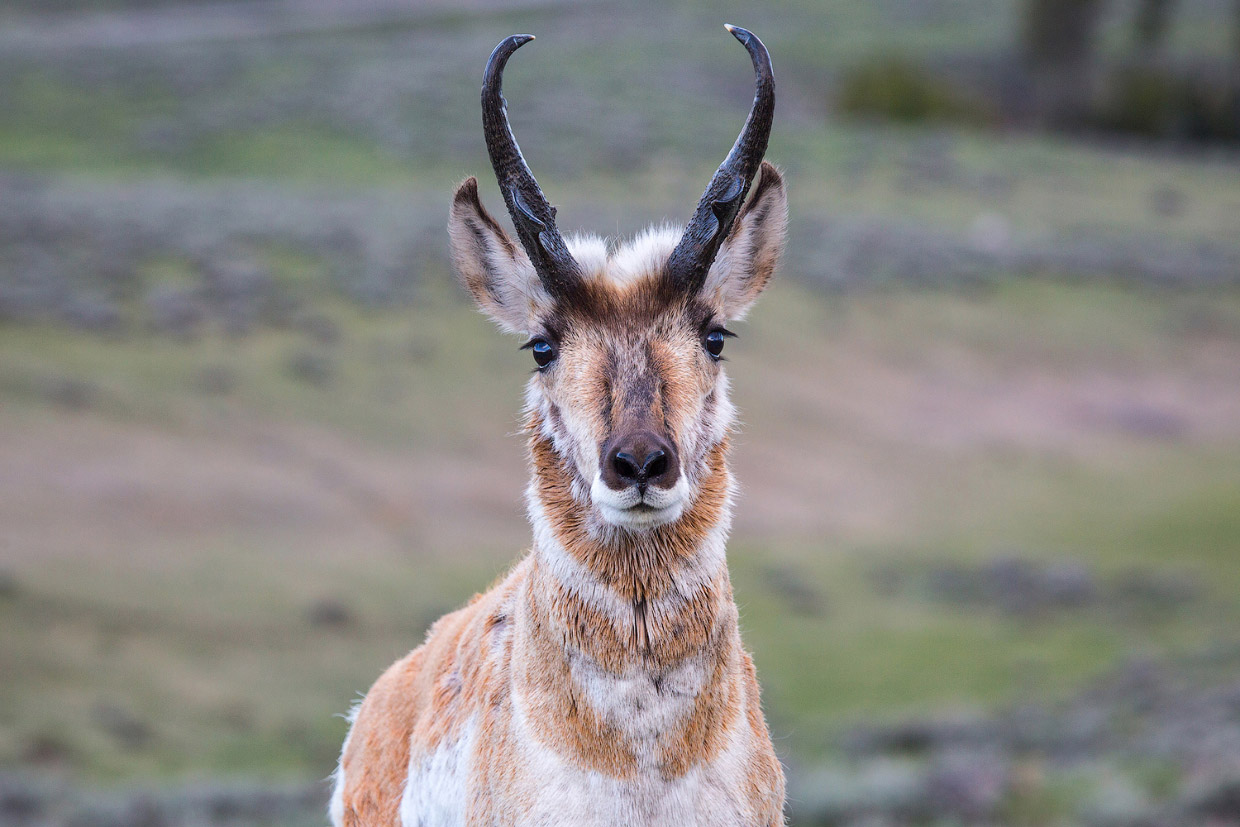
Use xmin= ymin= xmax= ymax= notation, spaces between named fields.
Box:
xmin=450 ymin=27 xmax=787 ymax=533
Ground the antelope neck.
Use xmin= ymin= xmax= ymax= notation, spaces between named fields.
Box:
xmin=526 ymin=428 xmax=735 ymax=670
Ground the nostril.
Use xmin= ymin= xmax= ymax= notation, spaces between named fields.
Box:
xmin=613 ymin=451 xmax=642 ymax=482
xmin=605 ymin=438 xmax=677 ymax=490
xmin=641 ymin=449 xmax=668 ymax=481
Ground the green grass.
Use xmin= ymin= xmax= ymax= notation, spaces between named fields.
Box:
xmin=3 ymin=279 xmax=1239 ymax=780
xmin=0 ymin=287 xmax=524 ymax=449
xmin=2 ymin=6 xmax=1238 ymax=246
xmin=2 ymin=0 xmax=1240 ymax=793
xmin=734 ymin=455 xmax=1240 ymax=759
xmin=185 ymin=126 xmax=428 ymax=187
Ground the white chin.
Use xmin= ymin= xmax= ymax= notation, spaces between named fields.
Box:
xmin=590 ymin=475 xmax=689 ymax=530
xmin=596 ymin=501 xmax=685 ymax=530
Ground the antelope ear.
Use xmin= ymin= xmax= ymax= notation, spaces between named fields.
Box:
xmin=449 ymin=177 xmax=553 ymax=334
xmin=699 ymin=162 xmax=788 ymax=320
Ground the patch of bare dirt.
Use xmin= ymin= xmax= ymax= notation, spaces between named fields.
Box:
xmin=729 ymin=331 xmax=1240 ymax=539
xmin=3 ymin=326 xmax=1238 ymax=571
xmin=0 ymin=413 xmax=527 ymax=570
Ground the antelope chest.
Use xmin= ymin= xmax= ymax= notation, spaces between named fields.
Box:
xmin=397 ymin=657 xmax=757 ymax=826
xmin=503 ymin=737 xmax=757 ymax=827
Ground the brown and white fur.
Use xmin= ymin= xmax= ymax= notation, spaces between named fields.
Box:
xmin=331 ymin=27 xmax=788 ymax=827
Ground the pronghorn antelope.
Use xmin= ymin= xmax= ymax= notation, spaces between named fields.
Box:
xmin=331 ymin=25 xmax=788 ymax=826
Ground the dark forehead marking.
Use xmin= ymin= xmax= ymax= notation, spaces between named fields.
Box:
xmin=552 ymin=275 xmax=713 ymax=333
xmin=600 ymin=349 xmax=616 ymax=432
xmin=627 ymin=340 xmax=659 ymax=407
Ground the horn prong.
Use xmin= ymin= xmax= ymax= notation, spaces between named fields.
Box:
xmin=481 ymin=34 xmax=581 ymax=299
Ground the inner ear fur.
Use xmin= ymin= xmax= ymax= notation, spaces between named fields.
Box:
xmin=700 ymin=161 xmax=788 ymax=321
xmin=448 ymin=177 xmax=550 ymax=334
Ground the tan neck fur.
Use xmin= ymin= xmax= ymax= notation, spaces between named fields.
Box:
xmin=525 ymin=420 xmax=737 ymax=672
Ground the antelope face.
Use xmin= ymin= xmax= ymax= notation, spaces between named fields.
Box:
xmin=552 ymin=276 xmax=718 ymax=530
xmin=448 ymin=27 xmax=786 ymax=532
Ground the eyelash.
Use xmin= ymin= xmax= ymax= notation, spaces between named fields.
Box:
xmin=521 ymin=337 xmax=557 ymax=369
xmin=703 ymin=327 xmax=736 ymax=359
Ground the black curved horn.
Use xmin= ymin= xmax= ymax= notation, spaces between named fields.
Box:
xmin=482 ymin=34 xmax=582 ymax=298
xmin=666 ymin=25 xmax=775 ymax=294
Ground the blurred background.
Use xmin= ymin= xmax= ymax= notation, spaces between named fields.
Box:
xmin=1 ymin=0 xmax=1239 ymax=824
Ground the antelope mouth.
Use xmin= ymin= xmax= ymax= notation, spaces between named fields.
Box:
xmin=590 ymin=476 xmax=689 ymax=530
xmin=598 ymin=500 xmax=685 ymax=530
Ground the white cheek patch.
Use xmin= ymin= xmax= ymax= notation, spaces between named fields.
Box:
xmin=562 ymin=412 xmax=601 ymax=483
xmin=677 ymin=375 xmax=735 ymax=489
xmin=528 ymin=379 xmax=601 ymax=487
xmin=708 ymin=374 xmax=736 ymax=447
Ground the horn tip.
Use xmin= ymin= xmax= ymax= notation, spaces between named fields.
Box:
xmin=724 ymin=24 xmax=751 ymax=41
xmin=496 ymin=33 xmax=535 ymax=52
xmin=486 ymin=34 xmax=535 ymax=74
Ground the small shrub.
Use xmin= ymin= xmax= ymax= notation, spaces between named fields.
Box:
xmin=0 ymin=569 xmax=19 ymax=599
xmin=90 ymin=702 xmax=153 ymax=751
xmin=295 ymin=311 xmax=340 ymax=345
xmin=837 ymin=57 xmax=993 ymax=127
xmin=193 ymin=365 xmax=238 ymax=396
xmin=284 ymin=348 xmax=334 ymax=387
xmin=307 ymin=597 xmax=354 ymax=629
xmin=144 ymin=284 xmax=204 ymax=340
xmin=1101 ymin=65 xmax=1180 ymax=136
xmin=39 ymin=376 xmax=99 ymax=411
xmin=1099 ymin=65 xmax=1240 ymax=143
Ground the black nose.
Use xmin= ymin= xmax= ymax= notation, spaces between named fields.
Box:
xmin=612 ymin=448 xmax=668 ymax=484
xmin=602 ymin=431 xmax=679 ymax=490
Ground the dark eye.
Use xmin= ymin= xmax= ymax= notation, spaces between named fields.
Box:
xmin=703 ymin=329 xmax=728 ymax=359
xmin=527 ymin=338 xmax=557 ymax=368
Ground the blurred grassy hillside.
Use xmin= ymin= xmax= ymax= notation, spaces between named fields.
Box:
xmin=1 ymin=1 xmax=1240 ymax=825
